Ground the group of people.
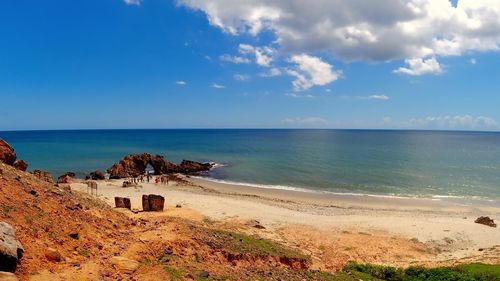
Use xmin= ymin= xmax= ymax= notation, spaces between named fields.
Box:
xmin=126 ymin=174 xmax=169 ymax=185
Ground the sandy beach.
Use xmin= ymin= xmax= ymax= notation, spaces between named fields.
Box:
xmin=70 ymin=175 xmax=500 ymax=269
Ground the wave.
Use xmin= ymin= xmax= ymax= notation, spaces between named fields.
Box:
xmin=191 ymin=176 xmax=487 ymax=201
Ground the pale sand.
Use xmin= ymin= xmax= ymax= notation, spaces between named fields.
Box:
xmin=70 ymin=176 xmax=500 ymax=265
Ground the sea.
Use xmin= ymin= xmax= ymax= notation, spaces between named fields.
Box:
xmin=2 ymin=129 xmax=500 ymax=201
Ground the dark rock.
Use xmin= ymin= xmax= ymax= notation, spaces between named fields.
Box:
xmin=85 ymin=170 xmax=105 ymax=180
xmin=23 ymin=186 xmax=38 ymax=197
xmin=164 ymin=247 xmax=173 ymax=255
xmin=0 ymin=139 xmax=16 ymax=166
xmin=12 ymin=160 xmax=27 ymax=172
xmin=142 ymin=194 xmax=164 ymax=212
xmin=67 ymin=203 xmax=82 ymax=211
xmin=196 ymin=271 xmax=210 ymax=278
xmin=69 ymin=233 xmax=79 ymax=240
xmin=474 ymin=216 xmax=497 ymax=228
xmin=57 ymin=172 xmax=76 ymax=184
xmin=178 ymin=160 xmax=213 ymax=175
xmin=122 ymin=181 xmax=136 ymax=188
xmin=175 ymin=204 xmax=182 ymax=208
xmin=0 ymin=222 xmax=24 ymax=272
xmin=114 ymin=197 xmax=131 ymax=210
xmin=44 ymin=247 xmax=62 ymax=262
xmin=32 ymin=170 xmax=54 ymax=184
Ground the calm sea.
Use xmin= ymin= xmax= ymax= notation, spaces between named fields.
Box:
xmin=1 ymin=129 xmax=500 ymax=200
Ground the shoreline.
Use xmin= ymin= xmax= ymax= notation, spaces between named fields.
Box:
xmin=190 ymin=176 xmax=500 ymax=213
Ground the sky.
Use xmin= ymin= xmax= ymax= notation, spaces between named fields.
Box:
xmin=1 ymin=0 xmax=500 ymax=131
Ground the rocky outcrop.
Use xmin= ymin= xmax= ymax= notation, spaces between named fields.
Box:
xmin=44 ymin=247 xmax=62 ymax=262
xmin=178 ymin=160 xmax=213 ymax=174
xmin=107 ymin=153 xmax=213 ymax=179
xmin=107 ymin=153 xmax=177 ymax=179
xmin=0 ymin=140 xmax=16 ymax=166
xmin=142 ymin=194 xmax=164 ymax=212
xmin=12 ymin=160 xmax=28 ymax=172
xmin=57 ymin=172 xmax=76 ymax=184
xmin=475 ymin=216 xmax=497 ymax=228
xmin=32 ymin=170 xmax=54 ymax=184
xmin=114 ymin=197 xmax=131 ymax=210
xmin=0 ymin=222 xmax=24 ymax=272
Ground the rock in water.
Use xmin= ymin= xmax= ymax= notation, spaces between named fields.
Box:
xmin=12 ymin=160 xmax=28 ymax=172
xmin=0 ymin=139 xmax=16 ymax=166
xmin=142 ymin=194 xmax=165 ymax=212
xmin=114 ymin=197 xmax=132 ymax=210
xmin=475 ymin=216 xmax=497 ymax=227
xmin=0 ymin=222 xmax=24 ymax=272
xmin=32 ymin=170 xmax=54 ymax=184
xmin=178 ymin=160 xmax=213 ymax=175
xmin=109 ymin=256 xmax=139 ymax=274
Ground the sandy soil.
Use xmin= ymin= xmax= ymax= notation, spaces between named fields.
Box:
xmin=70 ymin=176 xmax=500 ymax=267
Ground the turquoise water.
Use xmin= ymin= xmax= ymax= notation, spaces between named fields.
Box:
xmin=1 ymin=129 xmax=500 ymax=199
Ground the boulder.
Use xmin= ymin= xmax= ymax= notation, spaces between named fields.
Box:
xmin=0 ymin=272 xmax=19 ymax=281
xmin=114 ymin=197 xmax=131 ymax=210
xmin=142 ymin=194 xmax=164 ymax=212
xmin=85 ymin=170 xmax=105 ymax=180
xmin=0 ymin=222 xmax=24 ymax=272
xmin=12 ymin=160 xmax=27 ymax=172
xmin=475 ymin=216 xmax=497 ymax=228
xmin=178 ymin=160 xmax=213 ymax=174
xmin=109 ymin=256 xmax=139 ymax=274
xmin=57 ymin=172 xmax=76 ymax=184
xmin=44 ymin=247 xmax=62 ymax=262
xmin=0 ymin=140 xmax=16 ymax=166
xmin=32 ymin=170 xmax=54 ymax=184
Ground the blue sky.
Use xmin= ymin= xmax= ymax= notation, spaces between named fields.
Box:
xmin=1 ymin=0 xmax=499 ymax=131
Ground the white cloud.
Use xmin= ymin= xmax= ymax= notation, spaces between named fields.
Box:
xmin=212 ymin=83 xmax=226 ymax=89
xmin=233 ymin=74 xmax=250 ymax=81
xmin=287 ymin=54 xmax=341 ymax=91
xmin=394 ymin=57 xmax=443 ymax=76
xmin=178 ymin=0 xmax=500 ymax=67
xmin=469 ymin=58 xmax=477 ymax=65
xmin=368 ymin=94 xmax=389 ymax=100
xmin=282 ymin=117 xmax=328 ymax=128
xmin=260 ymin=67 xmax=282 ymax=77
xmin=176 ymin=80 xmax=187 ymax=85
xmin=237 ymin=44 xmax=274 ymax=67
xmin=124 ymin=0 xmax=141 ymax=5
xmin=219 ymin=54 xmax=251 ymax=64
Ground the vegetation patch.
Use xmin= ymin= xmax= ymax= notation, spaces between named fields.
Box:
xmin=344 ymin=262 xmax=500 ymax=281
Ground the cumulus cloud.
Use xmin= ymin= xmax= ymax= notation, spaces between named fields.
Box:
xmin=219 ymin=54 xmax=251 ymax=64
xmin=394 ymin=57 xmax=443 ymax=76
xmin=176 ymin=80 xmax=187 ymax=85
xmin=287 ymin=54 xmax=341 ymax=91
xmin=124 ymin=0 xmax=141 ymax=5
xmin=237 ymin=44 xmax=274 ymax=67
xmin=211 ymin=83 xmax=226 ymax=89
xmin=282 ymin=117 xmax=328 ymax=128
xmin=178 ymin=0 xmax=500 ymax=69
xmin=233 ymin=74 xmax=250 ymax=81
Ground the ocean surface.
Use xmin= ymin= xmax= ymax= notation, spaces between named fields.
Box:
xmin=1 ymin=129 xmax=500 ymax=200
